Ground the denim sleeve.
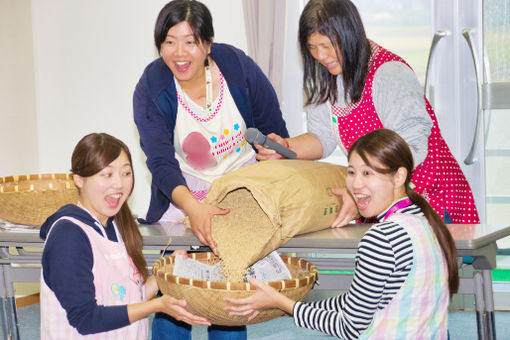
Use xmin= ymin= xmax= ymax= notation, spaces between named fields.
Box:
xmin=133 ymin=77 xmax=186 ymax=201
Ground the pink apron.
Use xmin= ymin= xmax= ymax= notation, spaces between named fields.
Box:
xmin=160 ymin=156 xmax=256 ymax=221
xmin=40 ymin=217 xmax=148 ymax=339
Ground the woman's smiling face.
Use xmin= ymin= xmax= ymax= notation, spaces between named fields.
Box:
xmin=307 ymin=32 xmax=342 ymax=75
xmin=160 ymin=20 xmax=211 ymax=86
xmin=73 ymin=150 xmax=133 ymax=225
xmin=346 ymin=151 xmax=406 ymax=218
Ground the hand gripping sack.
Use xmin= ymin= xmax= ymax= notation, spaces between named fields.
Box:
xmin=204 ymin=159 xmax=347 ymax=281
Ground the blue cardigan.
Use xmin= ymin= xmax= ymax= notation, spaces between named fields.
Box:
xmin=133 ymin=43 xmax=289 ymax=223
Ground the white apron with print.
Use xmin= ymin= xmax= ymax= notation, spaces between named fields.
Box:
xmin=160 ymin=71 xmax=256 ymax=221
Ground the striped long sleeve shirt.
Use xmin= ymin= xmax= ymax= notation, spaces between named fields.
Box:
xmin=293 ymin=202 xmax=423 ymax=339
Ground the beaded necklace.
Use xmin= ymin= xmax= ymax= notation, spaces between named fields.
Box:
xmin=205 ymin=64 xmax=213 ymax=112
xmin=176 ymin=65 xmax=224 ymax=123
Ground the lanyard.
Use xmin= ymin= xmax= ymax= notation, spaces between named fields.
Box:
xmin=381 ymin=197 xmax=412 ymax=221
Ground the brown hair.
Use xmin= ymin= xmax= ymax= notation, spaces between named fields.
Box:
xmin=299 ymin=0 xmax=371 ymax=106
xmin=348 ymin=128 xmax=459 ymax=297
xmin=71 ymin=133 xmax=148 ymax=281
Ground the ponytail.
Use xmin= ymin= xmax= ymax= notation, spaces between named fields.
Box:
xmin=115 ymin=203 xmax=149 ymax=281
xmin=347 ymin=128 xmax=459 ymax=299
xmin=407 ymin=189 xmax=459 ymax=297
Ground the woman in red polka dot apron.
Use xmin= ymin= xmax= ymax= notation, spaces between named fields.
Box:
xmin=332 ymin=42 xmax=479 ymax=224
xmin=256 ymin=0 xmax=479 ymax=224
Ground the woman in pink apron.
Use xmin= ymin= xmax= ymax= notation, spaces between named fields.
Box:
xmin=40 ymin=133 xmax=210 ymax=339
xmin=225 ymin=128 xmax=459 ymax=339
xmin=256 ymin=0 xmax=479 ymax=226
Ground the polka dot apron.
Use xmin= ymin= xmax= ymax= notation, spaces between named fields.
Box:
xmin=331 ymin=42 xmax=479 ymax=224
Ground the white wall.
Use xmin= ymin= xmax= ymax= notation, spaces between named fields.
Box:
xmin=281 ymin=0 xmax=306 ymax=136
xmin=0 ymin=0 xmax=38 ymax=175
xmin=0 ymin=0 xmax=247 ymax=217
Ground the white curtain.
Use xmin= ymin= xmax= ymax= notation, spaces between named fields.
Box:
xmin=242 ymin=0 xmax=287 ymax=100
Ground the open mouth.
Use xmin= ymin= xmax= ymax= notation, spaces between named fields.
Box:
xmin=175 ymin=61 xmax=191 ymax=73
xmin=353 ymin=193 xmax=370 ymax=211
xmin=105 ymin=193 xmax=122 ymax=209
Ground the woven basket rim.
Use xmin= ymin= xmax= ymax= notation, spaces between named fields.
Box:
xmin=0 ymin=173 xmax=79 ymax=226
xmin=153 ymin=252 xmax=318 ymax=291
xmin=0 ymin=173 xmax=75 ymax=193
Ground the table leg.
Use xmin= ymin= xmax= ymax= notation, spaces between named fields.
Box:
xmin=482 ymin=269 xmax=496 ymax=340
xmin=0 ymin=265 xmax=11 ymax=340
xmin=0 ymin=298 xmax=9 ymax=340
xmin=6 ymin=297 xmax=18 ymax=340
xmin=3 ymin=266 xmax=20 ymax=340
xmin=473 ymin=270 xmax=487 ymax=340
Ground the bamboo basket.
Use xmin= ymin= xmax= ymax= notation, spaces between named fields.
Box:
xmin=0 ymin=173 xmax=79 ymax=226
xmin=153 ymin=252 xmax=318 ymax=326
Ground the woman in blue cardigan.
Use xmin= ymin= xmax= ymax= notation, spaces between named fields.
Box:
xmin=133 ymin=1 xmax=289 ymax=339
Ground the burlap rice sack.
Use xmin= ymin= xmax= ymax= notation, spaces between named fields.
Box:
xmin=202 ymin=159 xmax=347 ymax=281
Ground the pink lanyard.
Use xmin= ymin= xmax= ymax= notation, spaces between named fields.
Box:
xmin=381 ymin=197 xmax=412 ymax=222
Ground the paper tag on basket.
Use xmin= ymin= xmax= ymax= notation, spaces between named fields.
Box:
xmin=173 ymin=255 xmax=225 ymax=281
xmin=245 ymin=251 xmax=292 ymax=282
xmin=0 ymin=219 xmax=39 ymax=233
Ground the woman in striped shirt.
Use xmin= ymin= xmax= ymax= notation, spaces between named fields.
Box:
xmin=225 ymin=128 xmax=459 ymax=339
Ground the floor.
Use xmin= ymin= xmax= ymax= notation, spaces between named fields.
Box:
xmin=14 ymin=291 xmax=510 ymax=339
xmin=10 ymin=247 xmax=510 ymax=339
xmin=12 ymin=244 xmax=510 ymax=339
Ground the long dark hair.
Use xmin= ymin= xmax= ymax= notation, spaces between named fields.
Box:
xmin=348 ymin=129 xmax=459 ymax=298
xmin=154 ymin=0 xmax=214 ymax=54
xmin=299 ymin=0 xmax=371 ymax=106
xmin=71 ymin=133 xmax=148 ymax=281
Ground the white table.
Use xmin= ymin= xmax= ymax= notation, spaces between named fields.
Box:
xmin=1 ymin=222 xmax=509 ymax=340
